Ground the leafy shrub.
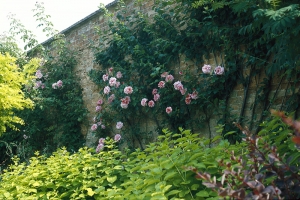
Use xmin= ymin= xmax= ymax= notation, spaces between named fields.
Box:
xmin=192 ymin=112 xmax=300 ymax=199
xmin=0 ymin=128 xmax=245 ymax=199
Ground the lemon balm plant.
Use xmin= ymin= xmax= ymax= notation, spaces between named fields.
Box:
xmin=0 ymin=128 xmax=245 ymax=199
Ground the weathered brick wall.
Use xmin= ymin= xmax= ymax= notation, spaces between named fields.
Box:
xmin=45 ymin=0 xmax=293 ymax=147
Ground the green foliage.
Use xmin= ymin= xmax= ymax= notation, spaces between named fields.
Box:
xmin=0 ymin=53 xmax=39 ymax=135
xmin=0 ymin=2 xmax=86 ymax=167
xmin=0 ymin=128 xmax=245 ymax=199
xmin=193 ymin=114 xmax=300 ymax=199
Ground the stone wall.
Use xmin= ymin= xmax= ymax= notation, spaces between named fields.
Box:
xmin=43 ymin=0 xmax=294 ymax=147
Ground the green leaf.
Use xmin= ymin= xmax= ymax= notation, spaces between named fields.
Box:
xmin=164 ymin=171 xmax=178 ymax=181
xmin=86 ymin=188 xmax=95 ymax=196
xmin=224 ymin=131 xmax=236 ymax=137
xmin=196 ymin=190 xmax=209 ymax=197
xmin=107 ymin=176 xmax=117 ymax=183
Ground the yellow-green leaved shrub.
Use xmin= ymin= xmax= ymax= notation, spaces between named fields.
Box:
xmin=0 ymin=129 xmax=245 ymax=199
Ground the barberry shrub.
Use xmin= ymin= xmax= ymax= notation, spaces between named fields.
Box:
xmin=192 ymin=112 xmax=300 ymax=199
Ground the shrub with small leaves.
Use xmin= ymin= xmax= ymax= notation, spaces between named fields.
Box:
xmin=191 ymin=112 xmax=300 ymax=199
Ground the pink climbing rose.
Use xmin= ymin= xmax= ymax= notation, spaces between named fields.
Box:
xmin=102 ymin=74 xmax=109 ymax=81
xmin=121 ymin=102 xmax=128 ymax=109
xmin=214 ymin=66 xmax=224 ymax=75
xmin=96 ymin=143 xmax=104 ymax=153
xmin=166 ymin=107 xmax=172 ymax=114
xmin=161 ymin=72 xmax=169 ymax=78
xmin=124 ymin=86 xmax=133 ymax=94
xmin=91 ymin=124 xmax=98 ymax=131
xmin=148 ymin=100 xmax=155 ymax=107
xmin=52 ymin=83 xmax=58 ymax=89
xmin=35 ymin=70 xmax=43 ymax=79
xmin=180 ymin=88 xmax=187 ymax=95
xmin=165 ymin=74 xmax=174 ymax=82
xmin=154 ymin=93 xmax=160 ymax=101
xmin=97 ymin=99 xmax=103 ymax=105
xmin=191 ymin=90 xmax=198 ymax=100
xmin=96 ymin=106 xmax=102 ymax=112
xmin=152 ymin=88 xmax=158 ymax=95
xmin=173 ymin=81 xmax=183 ymax=90
xmin=116 ymin=71 xmax=122 ymax=79
xmin=141 ymin=98 xmax=148 ymax=106
xmin=57 ymin=80 xmax=63 ymax=87
xmin=98 ymin=138 xmax=105 ymax=144
xmin=109 ymin=77 xmax=117 ymax=86
xmin=116 ymin=122 xmax=123 ymax=129
xmin=104 ymin=86 xmax=110 ymax=94
xmin=114 ymin=134 xmax=121 ymax=142
xmin=185 ymin=95 xmax=191 ymax=105
xmin=202 ymin=64 xmax=211 ymax=74
xmin=158 ymin=81 xmax=165 ymax=88
xmin=108 ymin=94 xmax=115 ymax=103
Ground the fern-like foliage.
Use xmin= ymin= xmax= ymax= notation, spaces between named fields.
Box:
xmin=192 ymin=0 xmax=231 ymax=10
xmin=266 ymin=0 xmax=281 ymax=10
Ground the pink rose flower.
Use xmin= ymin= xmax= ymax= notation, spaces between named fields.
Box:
xmin=91 ymin=124 xmax=98 ymax=131
xmin=101 ymin=124 xmax=106 ymax=129
xmin=185 ymin=96 xmax=191 ymax=105
xmin=104 ymin=86 xmax=110 ymax=94
xmin=109 ymin=77 xmax=117 ymax=86
xmin=202 ymin=64 xmax=211 ymax=74
xmin=96 ymin=106 xmax=102 ymax=112
xmin=116 ymin=71 xmax=122 ymax=79
xmin=52 ymin=83 xmax=58 ymax=89
xmin=115 ymin=81 xmax=120 ymax=88
xmin=124 ymin=86 xmax=133 ymax=94
xmin=109 ymin=67 xmax=113 ymax=73
xmin=166 ymin=107 xmax=172 ymax=114
xmin=120 ymin=102 xmax=128 ymax=109
xmin=114 ymin=134 xmax=121 ymax=142
xmin=121 ymin=96 xmax=130 ymax=106
xmin=165 ymin=74 xmax=174 ymax=82
xmin=141 ymin=98 xmax=148 ymax=106
xmin=158 ymin=81 xmax=165 ymax=88
xmin=98 ymin=138 xmax=105 ymax=144
xmin=161 ymin=72 xmax=169 ymax=78
xmin=97 ymin=99 xmax=103 ymax=105
xmin=97 ymin=121 xmax=102 ymax=125
xmin=102 ymin=74 xmax=109 ymax=81
xmin=116 ymin=122 xmax=123 ymax=129
xmin=180 ymin=88 xmax=187 ymax=95
xmin=148 ymin=100 xmax=155 ymax=107
xmin=56 ymin=80 xmax=63 ymax=87
xmin=152 ymin=88 xmax=158 ymax=95
xmin=96 ymin=143 xmax=104 ymax=153
xmin=35 ymin=70 xmax=43 ymax=79
xmin=191 ymin=90 xmax=198 ymax=100
xmin=214 ymin=66 xmax=224 ymax=75
xmin=33 ymin=81 xmax=42 ymax=89
xmin=154 ymin=93 xmax=160 ymax=101
xmin=173 ymin=81 xmax=183 ymax=90
xmin=108 ymin=94 xmax=115 ymax=103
